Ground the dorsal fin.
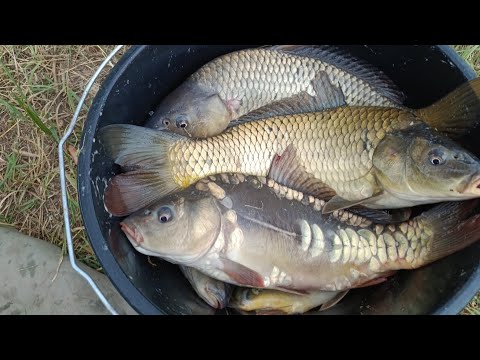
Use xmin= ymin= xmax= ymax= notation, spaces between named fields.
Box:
xmin=229 ymin=71 xmax=347 ymax=126
xmin=266 ymin=45 xmax=405 ymax=105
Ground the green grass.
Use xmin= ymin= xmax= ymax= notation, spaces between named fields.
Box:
xmin=454 ymin=45 xmax=480 ymax=74
xmin=0 ymin=153 xmax=19 ymax=190
xmin=0 ymin=57 xmax=59 ymax=142
xmin=452 ymin=45 xmax=480 ymax=315
xmin=0 ymin=45 xmax=125 ymax=271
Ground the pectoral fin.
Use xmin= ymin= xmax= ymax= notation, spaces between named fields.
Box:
xmin=354 ymin=271 xmax=397 ymax=288
xmin=229 ymin=71 xmax=347 ymax=127
xmin=275 ymin=286 xmax=310 ymax=296
xmin=268 ymin=144 xmax=337 ymax=200
xmin=310 ymin=71 xmax=347 ymax=109
xmin=319 ymin=290 xmax=350 ymax=311
xmin=221 ymin=258 xmax=265 ymax=288
xmin=349 ymin=207 xmax=412 ymax=224
xmin=322 ymin=192 xmax=383 ymax=215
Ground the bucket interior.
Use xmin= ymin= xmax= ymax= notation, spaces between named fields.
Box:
xmin=78 ymin=45 xmax=480 ymax=315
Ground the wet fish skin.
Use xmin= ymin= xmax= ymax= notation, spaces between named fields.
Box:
xmin=199 ymin=174 xmax=406 ymax=225
xmin=145 ymin=46 xmax=402 ymax=138
xmin=229 ymin=288 xmax=348 ymax=315
xmin=101 ymin=106 xmax=480 ymax=217
xmin=180 ymin=266 xmax=232 ymax=309
xmin=120 ymin=182 xmax=480 ymax=293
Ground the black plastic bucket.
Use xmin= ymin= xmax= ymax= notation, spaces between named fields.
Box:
xmin=78 ymin=45 xmax=480 ymax=315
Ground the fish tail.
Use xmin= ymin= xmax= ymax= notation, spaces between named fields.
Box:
xmin=99 ymin=124 xmax=181 ymax=216
xmin=420 ymin=199 xmax=480 ymax=265
xmin=416 ymin=77 xmax=480 ymax=138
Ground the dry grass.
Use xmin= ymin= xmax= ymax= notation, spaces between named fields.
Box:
xmin=454 ymin=45 xmax=480 ymax=315
xmin=0 ymin=45 xmax=478 ymax=314
xmin=0 ymin=45 xmax=127 ymax=269
xmin=454 ymin=45 xmax=480 ymax=73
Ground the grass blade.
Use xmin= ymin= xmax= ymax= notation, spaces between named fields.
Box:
xmin=0 ymin=153 xmax=18 ymax=190
xmin=0 ymin=97 xmax=23 ymax=118
xmin=14 ymin=95 xmax=59 ymax=143
xmin=67 ymin=88 xmax=89 ymax=112
xmin=0 ymin=57 xmax=59 ymax=143
xmin=463 ymin=45 xmax=480 ymax=61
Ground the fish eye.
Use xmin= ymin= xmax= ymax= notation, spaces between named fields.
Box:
xmin=428 ymin=150 xmax=445 ymax=166
xmin=158 ymin=207 xmax=173 ymax=223
xmin=175 ymin=115 xmax=189 ymax=129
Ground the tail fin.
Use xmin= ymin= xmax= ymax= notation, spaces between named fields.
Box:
xmin=99 ymin=125 xmax=181 ymax=216
xmin=416 ymin=77 xmax=480 ymax=138
xmin=421 ymin=199 xmax=480 ymax=265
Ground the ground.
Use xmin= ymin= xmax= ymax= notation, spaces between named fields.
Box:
xmin=0 ymin=45 xmax=478 ymax=315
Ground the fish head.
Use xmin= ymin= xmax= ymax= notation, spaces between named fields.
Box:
xmin=146 ymin=82 xmax=231 ymax=138
xmin=230 ymin=288 xmax=263 ymax=312
xmin=120 ymin=194 xmax=222 ymax=264
xmin=374 ymin=124 xmax=480 ymax=202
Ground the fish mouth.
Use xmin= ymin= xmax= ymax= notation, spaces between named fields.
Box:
xmin=461 ymin=174 xmax=480 ymax=195
xmin=120 ymin=222 xmax=143 ymax=247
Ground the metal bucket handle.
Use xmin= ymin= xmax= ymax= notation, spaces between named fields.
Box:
xmin=58 ymin=45 xmax=124 ymax=315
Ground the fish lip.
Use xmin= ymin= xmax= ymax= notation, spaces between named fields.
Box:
xmin=461 ymin=174 xmax=480 ymax=195
xmin=120 ymin=222 xmax=143 ymax=246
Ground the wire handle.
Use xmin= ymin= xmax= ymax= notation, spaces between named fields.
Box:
xmin=58 ymin=45 xmax=124 ymax=315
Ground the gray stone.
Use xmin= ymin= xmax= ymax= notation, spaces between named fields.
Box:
xmin=0 ymin=226 xmax=136 ymax=315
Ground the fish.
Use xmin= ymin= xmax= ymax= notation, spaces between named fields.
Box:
xmin=179 ymin=266 xmax=232 ymax=309
xmin=145 ymin=45 xmax=405 ymax=138
xmin=197 ymin=174 xmax=413 ymax=225
xmin=119 ymin=181 xmax=480 ymax=293
xmin=229 ymin=288 xmax=349 ymax=315
xmin=100 ymin=77 xmax=480 ymax=217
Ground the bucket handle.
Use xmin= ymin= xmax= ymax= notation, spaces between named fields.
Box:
xmin=58 ymin=45 xmax=124 ymax=315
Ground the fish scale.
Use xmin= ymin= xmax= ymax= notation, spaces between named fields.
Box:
xmin=121 ymin=174 xmax=480 ymax=295
xmin=193 ymin=48 xmax=398 ymax=117
xmin=106 ymin=72 xmax=480 ymax=217
xmin=289 ymin=214 xmax=436 ymax=290
xmin=169 ymin=107 xmax=412 ymax=201
xmin=294 ymin=212 xmax=433 ymax=268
